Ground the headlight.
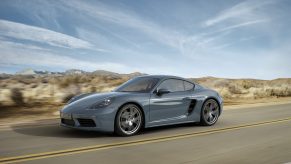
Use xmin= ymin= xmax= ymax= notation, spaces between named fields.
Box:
xmin=89 ymin=97 xmax=113 ymax=109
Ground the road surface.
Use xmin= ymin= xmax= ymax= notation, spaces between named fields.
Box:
xmin=0 ymin=103 xmax=291 ymax=164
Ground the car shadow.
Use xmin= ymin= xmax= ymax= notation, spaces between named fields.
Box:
xmin=12 ymin=121 xmax=206 ymax=138
xmin=140 ymin=122 xmax=200 ymax=135
xmin=12 ymin=124 xmax=113 ymax=138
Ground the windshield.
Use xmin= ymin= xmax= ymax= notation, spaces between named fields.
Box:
xmin=115 ymin=77 xmax=160 ymax=93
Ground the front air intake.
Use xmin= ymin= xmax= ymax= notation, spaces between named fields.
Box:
xmin=77 ymin=118 xmax=96 ymax=127
xmin=61 ymin=118 xmax=75 ymax=126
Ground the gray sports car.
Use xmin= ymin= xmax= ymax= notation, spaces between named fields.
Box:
xmin=60 ymin=75 xmax=223 ymax=136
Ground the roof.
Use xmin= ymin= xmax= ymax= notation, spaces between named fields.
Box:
xmin=135 ymin=75 xmax=188 ymax=81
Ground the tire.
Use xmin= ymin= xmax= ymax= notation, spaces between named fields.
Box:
xmin=200 ymin=99 xmax=219 ymax=126
xmin=115 ymin=104 xmax=143 ymax=136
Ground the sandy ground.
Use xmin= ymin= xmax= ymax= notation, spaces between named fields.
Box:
xmin=0 ymin=97 xmax=291 ymax=126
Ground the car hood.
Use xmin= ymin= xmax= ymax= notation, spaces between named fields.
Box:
xmin=61 ymin=92 xmax=127 ymax=113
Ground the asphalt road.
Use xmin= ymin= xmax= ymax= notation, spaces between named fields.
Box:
xmin=0 ymin=103 xmax=291 ymax=164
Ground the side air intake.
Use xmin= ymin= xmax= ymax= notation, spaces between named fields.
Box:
xmin=188 ymin=99 xmax=197 ymax=114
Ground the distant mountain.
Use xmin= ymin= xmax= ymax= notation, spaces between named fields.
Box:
xmin=16 ymin=68 xmax=36 ymax=75
xmin=0 ymin=73 xmax=12 ymax=79
xmin=92 ymin=70 xmax=147 ymax=78
xmin=65 ymin=69 xmax=86 ymax=75
xmin=126 ymin=72 xmax=147 ymax=77
xmin=16 ymin=68 xmax=87 ymax=75
xmin=92 ymin=70 xmax=119 ymax=76
xmin=16 ymin=68 xmax=51 ymax=75
xmin=14 ymin=68 xmax=146 ymax=78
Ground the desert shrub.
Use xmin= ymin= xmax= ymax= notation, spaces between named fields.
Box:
xmin=286 ymin=87 xmax=291 ymax=96
xmin=266 ymin=89 xmax=275 ymax=97
xmin=253 ymin=88 xmax=268 ymax=98
xmin=110 ymin=78 xmax=127 ymax=86
xmin=95 ymin=85 xmax=105 ymax=92
xmin=90 ymin=86 xmax=97 ymax=92
xmin=14 ymin=75 xmax=36 ymax=85
xmin=10 ymin=88 xmax=24 ymax=106
xmin=214 ymin=80 xmax=230 ymax=88
xmin=0 ymin=83 xmax=7 ymax=88
xmin=241 ymin=80 xmax=254 ymax=89
xmin=228 ymin=85 xmax=242 ymax=94
xmin=41 ymin=79 xmax=48 ymax=83
xmin=58 ymin=75 xmax=80 ymax=88
xmin=216 ymin=88 xmax=232 ymax=99
xmin=254 ymin=87 xmax=287 ymax=98
xmin=62 ymin=93 xmax=75 ymax=103
xmin=99 ymin=76 xmax=108 ymax=83
xmin=79 ymin=75 xmax=91 ymax=83
xmin=30 ymin=84 xmax=38 ymax=88
xmin=266 ymin=87 xmax=291 ymax=97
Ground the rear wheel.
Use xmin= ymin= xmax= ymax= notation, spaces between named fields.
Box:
xmin=115 ymin=104 xmax=143 ymax=136
xmin=200 ymin=99 xmax=219 ymax=126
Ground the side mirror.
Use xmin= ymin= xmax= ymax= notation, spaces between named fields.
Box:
xmin=156 ymin=88 xmax=170 ymax=96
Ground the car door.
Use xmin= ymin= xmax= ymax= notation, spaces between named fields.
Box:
xmin=149 ymin=79 xmax=192 ymax=125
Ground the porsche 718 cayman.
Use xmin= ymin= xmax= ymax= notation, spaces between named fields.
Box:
xmin=60 ymin=75 xmax=223 ymax=136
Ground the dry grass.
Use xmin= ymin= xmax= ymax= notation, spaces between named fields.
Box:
xmin=0 ymin=73 xmax=291 ymax=122
xmin=0 ymin=73 xmax=290 ymax=111
xmin=0 ymin=74 xmax=131 ymax=107
xmin=190 ymin=77 xmax=291 ymax=99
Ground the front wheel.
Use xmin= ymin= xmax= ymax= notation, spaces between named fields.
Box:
xmin=115 ymin=104 xmax=143 ymax=136
xmin=200 ymin=99 xmax=219 ymax=126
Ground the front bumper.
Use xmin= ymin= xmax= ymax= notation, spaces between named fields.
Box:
xmin=60 ymin=108 xmax=117 ymax=132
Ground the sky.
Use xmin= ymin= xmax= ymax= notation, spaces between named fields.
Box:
xmin=0 ymin=0 xmax=290 ymax=79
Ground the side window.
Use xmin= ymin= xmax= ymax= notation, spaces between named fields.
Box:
xmin=158 ymin=79 xmax=184 ymax=92
xmin=184 ymin=81 xmax=194 ymax=91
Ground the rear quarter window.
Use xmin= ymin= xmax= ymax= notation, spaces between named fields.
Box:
xmin=184 ymin=81 xmax=194 ymax=91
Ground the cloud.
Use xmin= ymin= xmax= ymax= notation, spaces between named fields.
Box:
xmin=61 ymin=0 xmax=183 ymax=50
xmin=212 ymin=36 xmax=259 ymax=50
xmin=214 ymin=19 xmax=269 ymax=33
xmin=60 ymin=0 xmax=266 ymax=57
xmin=0 ymin=40 xmax=128 ymax=73
xmin=0 ymin=19 xmax=105 ymax=51
xmin=204 ymin=0 xmax=275 ymax=27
